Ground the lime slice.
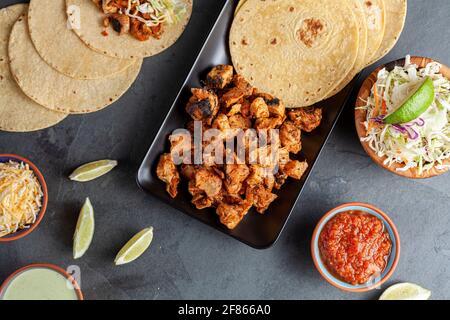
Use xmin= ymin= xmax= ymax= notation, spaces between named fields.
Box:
xmin=384 ymin=77 xmax=435 ymax=124
xmin=115 ymin=227 xmax=154 ymax=266
xmin=69 ymin=160 xmax=118 ymax=182
xmin=379 ymin=283 xmax=431 ymax=300
xmin=73 ymin=198 xmax=95 ymax=259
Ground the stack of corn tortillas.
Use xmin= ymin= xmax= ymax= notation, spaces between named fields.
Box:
xmin=0 ymin=0 xmax=192 ymax=132
xmin=231 ymin=0 xmax=407 ymax=108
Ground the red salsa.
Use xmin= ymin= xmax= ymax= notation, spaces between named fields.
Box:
xmin=318 ymin=210 xmax=392 ymax=285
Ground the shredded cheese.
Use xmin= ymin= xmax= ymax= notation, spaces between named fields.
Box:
xmin=0 ymin=161 xmax=43 ymax=237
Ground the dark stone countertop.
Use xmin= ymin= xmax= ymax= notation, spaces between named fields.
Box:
xmin=1 ymin=0 xmax=449 ymax=299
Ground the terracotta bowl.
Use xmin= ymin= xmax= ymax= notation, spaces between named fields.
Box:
xmin=0 ymin=263 xmax=83 ymax=300
xmin=0 ymin=154 xmax=48 ymax=242
xmin=311 ymin=203 xmax=400 ymax=293
xmin=355 ymin=56 xmax=450 ymax=179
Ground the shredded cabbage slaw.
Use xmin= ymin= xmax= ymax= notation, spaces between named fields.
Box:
xmin=125 ymin=0 xmax=187 ymax=27
xmin=359 ymin=56 xmax=450 ymax=174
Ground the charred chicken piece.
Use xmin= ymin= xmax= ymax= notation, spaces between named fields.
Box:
xmin=229 ymin=114 xmax=252 ymax=130
xmin=233 ymin=74 xmax=254 ymax=96
xmin=274 ymin=171 xmax=288 ymax=190
xmin=227 ymin=104 xmax=242 ymax=116
xmin=180 ymin=164 xmax=197 ymax=180
xmin=254 ymin=116 xmax=284 ymax=130
xmin=266 ymin=98 xmax=285 ymax=118
xmin=130 ymin=18 xmax=153 ymax=41
xmin=224 ymin=163 xmax=250 ymax=195
xmin=246 ymin=185 xmax=278 ymax=214
xmin=280 ymin=121 xmax=302 ymax=154
xmin=109 ymin=13 xmax=130 ymax=35
xmin=221 ymin=87 xmax=246 ymax=108
xmin=101 ymin=0 xmax=118 ymax=14
xmin=186 ymin=88 xmax=219 ymax=124
xmin=194 ymin=168 xmax=223 ymax=198
xmin=216 ymin=198 xmax=252 ymax=229
xmin=156 ymin=154 xmax=180 ymax=198
xmin=206 ymin=65 xmax=234 ymax=90
xmin=282 ymin=160 xmax=308 ymax=180
xmin=288 ymin=107 xmax=323 ymax=132
xmin=250 ymin=97 xmax=270 ymax=119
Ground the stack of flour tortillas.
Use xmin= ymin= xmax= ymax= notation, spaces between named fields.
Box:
xmin=0 ymin=0 xmax=192 ymax=132
xmin=230 ymin=0 xmax=407 ymax=108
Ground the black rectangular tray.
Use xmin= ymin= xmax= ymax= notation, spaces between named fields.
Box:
xmin=137 ymin=0 xmax=357 ymax=249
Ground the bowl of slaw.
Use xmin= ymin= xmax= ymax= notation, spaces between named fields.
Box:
xmin=0 ymin=154 xmax=48 ymax=242
xmin=355 ymin=56 xmax=450 ymax=178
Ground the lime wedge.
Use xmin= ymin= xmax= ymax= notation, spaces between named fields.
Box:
xmin=379 ymin=283 xmax=431 ymax=300
xmin=384 ymin=77 xmax=435 ymax=124
xmin=69 ymin=160 xmax=118 ymax=182
xmin=73 ymin=198 xmax=95 ymax=259
xmin=115 ymin=227 xmax=154 ymax=266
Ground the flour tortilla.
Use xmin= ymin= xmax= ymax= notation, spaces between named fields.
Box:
xmin=28 ymin=0 xmax=135 ymax=80
xmin=0 ymin=4 xmax=67 ymax=132
xmin=230 ymin=0 xmax=360 ymax=108
xmin=325 ymin=0 xmax=368 ymax=98
xmin=65 ymin=0 xmax=193 ymax=59
xmin=366 ymin=0 xmax=407 ymax=66
xmin=360 ymin=0 xmax=386 ymax=63
xmin=9 ymin=15 xmax=142 ymax=114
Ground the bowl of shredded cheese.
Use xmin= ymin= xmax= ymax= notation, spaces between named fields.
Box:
xmin=0 ymin=154 xmax=47 ymax=242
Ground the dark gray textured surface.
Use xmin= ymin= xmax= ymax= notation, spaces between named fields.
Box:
xmin=0 ymin=0 xmax=449 ymax=300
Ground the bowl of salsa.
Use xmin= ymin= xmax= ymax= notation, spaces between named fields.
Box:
xmin=311 ymin=203 xmax=400 ymax=292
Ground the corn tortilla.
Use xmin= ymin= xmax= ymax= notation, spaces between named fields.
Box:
xmin=65 ymin=0 xmax=193 ymax=59
xmin=0 ymin=4 xmax=67 ymax=132
xmin=325 ymin=0 xmax=368 ymax=98
xmin=360 ymin=0 xmax=386 ymax=63
xmin=28 ymin=0 xmax=135 ymax=80
xmin=230 ymin=0 xmax=360 ymax=108
xmin=8 ymin=15 xmax=142 ymax=114
xmin=367 ymin=0 xmax=407 ymax=66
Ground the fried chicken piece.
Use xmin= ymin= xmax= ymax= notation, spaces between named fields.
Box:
xmin=109 ymin=13 xmax=130 ymax=35
xmin=156 ymin=154 xmax=180 ymax=198
xmin=240 ymin=100 xmax=251 ymax=118
xmin=180 ymin=164 xmax=198 ymax=180
xmin=254 ymin=116 xmax=284 ymax=130
xmin=233 ymin=74 xmax=254 ymax=96
xmin=229 ymin=114 xmax=252 ymax=130
xmin=283 ymin=160 xmax=308 ymax=180
xmin=266 ymin=97 xmax=285 ymax=118
xmin=277 ymin=147 xmax=290 ymax=167
xmin=186 ymin=88 xmax=219 ymax=124
xmin=216 ymin=198 xmax=252 ymax=229
xmin=227 ymin=104 xmax=242 ymax=116
xmin=280 ymin=120 xmax=302 ymax=154
xmin=250 ymin=97 xmax=270 ymax=119
xmin=101 ymin=0 xmax=118 ymax=14
xmin=206 ymin=65 xmax=234 ymax=90
xmin=194 ymin=168 xmax=223 ymax=198
xmin=288 ymin=107 xmax=323 ymax=132
xmin=246 ymin=165 xmax=266 ymax=186
xmin=212 ymin=113 xmax=231 ymax=131
xmin=169 ymin=132 xmax=191 ymax=164
xmin=186 ymin=120 xmax=210 ymax=135
xmin=221 ymin=87 xmax=246 ymax=108
xmin=224 ymin=163 xmax=250 ymax=195
xmin=246 ymin=185 xmax=278 ymax=214
xmin=274 ymin=171 xmax=288 ymax=190
xmin=192 ymin=193 xmax=214 ymax=210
